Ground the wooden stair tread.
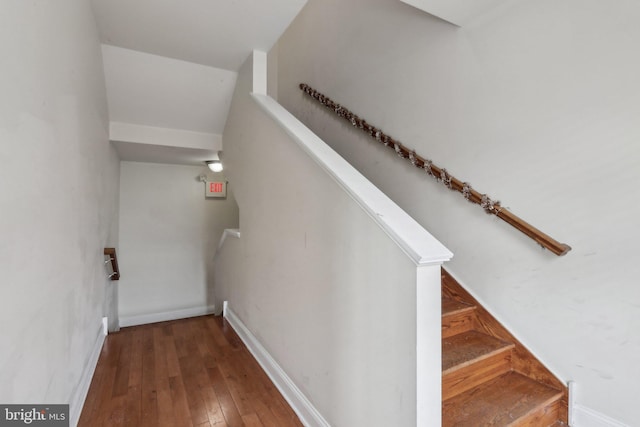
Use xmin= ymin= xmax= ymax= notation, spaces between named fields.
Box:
xmin=442 ymin=371 xmax=563 ymax=427
xmin=443 ymin=330 xmax=514 ymax=373
xmin=442 ymin=297 xmax=474 ymax=316
xmin=441 ymin=269 xmax=567 ymax=425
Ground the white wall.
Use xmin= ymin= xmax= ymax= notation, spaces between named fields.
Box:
xmin=118 ymin=162 xmax=238 ymax=325
xmin=275 ymin=0 xmax=640 ymax=424
xmin=218 ymin=53 xmax=448 ymax=427
xmin=0 ymin=0 xmax=120 ymax=416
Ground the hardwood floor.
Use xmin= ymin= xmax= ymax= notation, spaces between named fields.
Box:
xmin=79 ymin=315 xmax=303 ymax=427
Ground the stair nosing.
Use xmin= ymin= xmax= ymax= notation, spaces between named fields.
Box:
xmin=442 ymin=305 xmax=476 ymax=317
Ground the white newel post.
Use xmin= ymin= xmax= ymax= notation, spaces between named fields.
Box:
xmin=416 ymin=264 xmax=446 ymax=427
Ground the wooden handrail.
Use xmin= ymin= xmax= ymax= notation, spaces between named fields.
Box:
xmin=299 ymin=83 xmax=571 ymax=256
xmin=104 ymin=248 xmax=120 ymax=280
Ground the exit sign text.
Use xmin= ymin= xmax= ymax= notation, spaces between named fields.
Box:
xmin=205 ymin=181 xmax=227 ymax=198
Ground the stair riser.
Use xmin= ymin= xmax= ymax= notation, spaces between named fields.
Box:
xmin=442 ymin=309 xmax=476 ymax=339
xmin=443 ymin=350 xmax=512 ymax=400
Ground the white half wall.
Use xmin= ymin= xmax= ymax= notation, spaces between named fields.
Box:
xmin=223 ymin=305 xmax=332 ymax=427
xmin=218 ymin=52 xmax=449 ymax=427
xmin=275 ymin=0 xmax=640 ymax=424
xmin=118 ymin=162 xmax=238 ymax=326
xmin=0 ymin=0 xmax=120 ymax=417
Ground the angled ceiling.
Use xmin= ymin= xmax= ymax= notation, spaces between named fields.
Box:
xmin=101 ymin=44 xmax=236 ymax=135
xmin=94 ymin=0 xmax=508 ymax=166
xmin=91 ymin=0 xmax=307 ymax=71
xmin=91 ymin=0 xmax=307 ymax=165
xmin=400 ymin=0 xmax=512 ymax=27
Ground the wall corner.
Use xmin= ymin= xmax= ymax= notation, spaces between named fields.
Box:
xmin=252 ymin=50 xmax=268 ymax=95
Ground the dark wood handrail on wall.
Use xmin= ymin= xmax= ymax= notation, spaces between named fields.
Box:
xmin=104 ymin=248 xmax=120 ymax=280
xmin=299 ymin=84 xmax=571 ymax=256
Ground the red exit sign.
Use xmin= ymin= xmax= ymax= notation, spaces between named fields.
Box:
xmin=205 ymin=181 xmax=227 ymax=198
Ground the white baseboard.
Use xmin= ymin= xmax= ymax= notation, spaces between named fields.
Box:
xmin=69 ymin=320 xmax=107 ymax=427
xmin=119 ymin=305 xmax=216 ymax=328
xmin=573 ymin=404 xmax=630 ymax=427
xmin=224 ymin=305 xmax=330 ymax=427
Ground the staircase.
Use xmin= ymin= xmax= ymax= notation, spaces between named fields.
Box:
xmin=441 ymin=269 xmax=568 ymax=426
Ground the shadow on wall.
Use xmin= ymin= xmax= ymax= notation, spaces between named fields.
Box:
xmin=210 ymin=227 xmax=242 ymax=317
xmin=204 ymin=176 xmax=240 ymax=315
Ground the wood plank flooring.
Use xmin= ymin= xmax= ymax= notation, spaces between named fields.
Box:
xmin=79 ymin=315 xmax=303 ymax=427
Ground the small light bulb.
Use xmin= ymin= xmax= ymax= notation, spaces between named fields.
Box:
xmin=207 ymin=161 xmax=223 ymax=172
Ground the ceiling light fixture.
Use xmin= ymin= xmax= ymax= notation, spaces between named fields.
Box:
xmin=206 ymin=160 xmax=223 ymax=172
